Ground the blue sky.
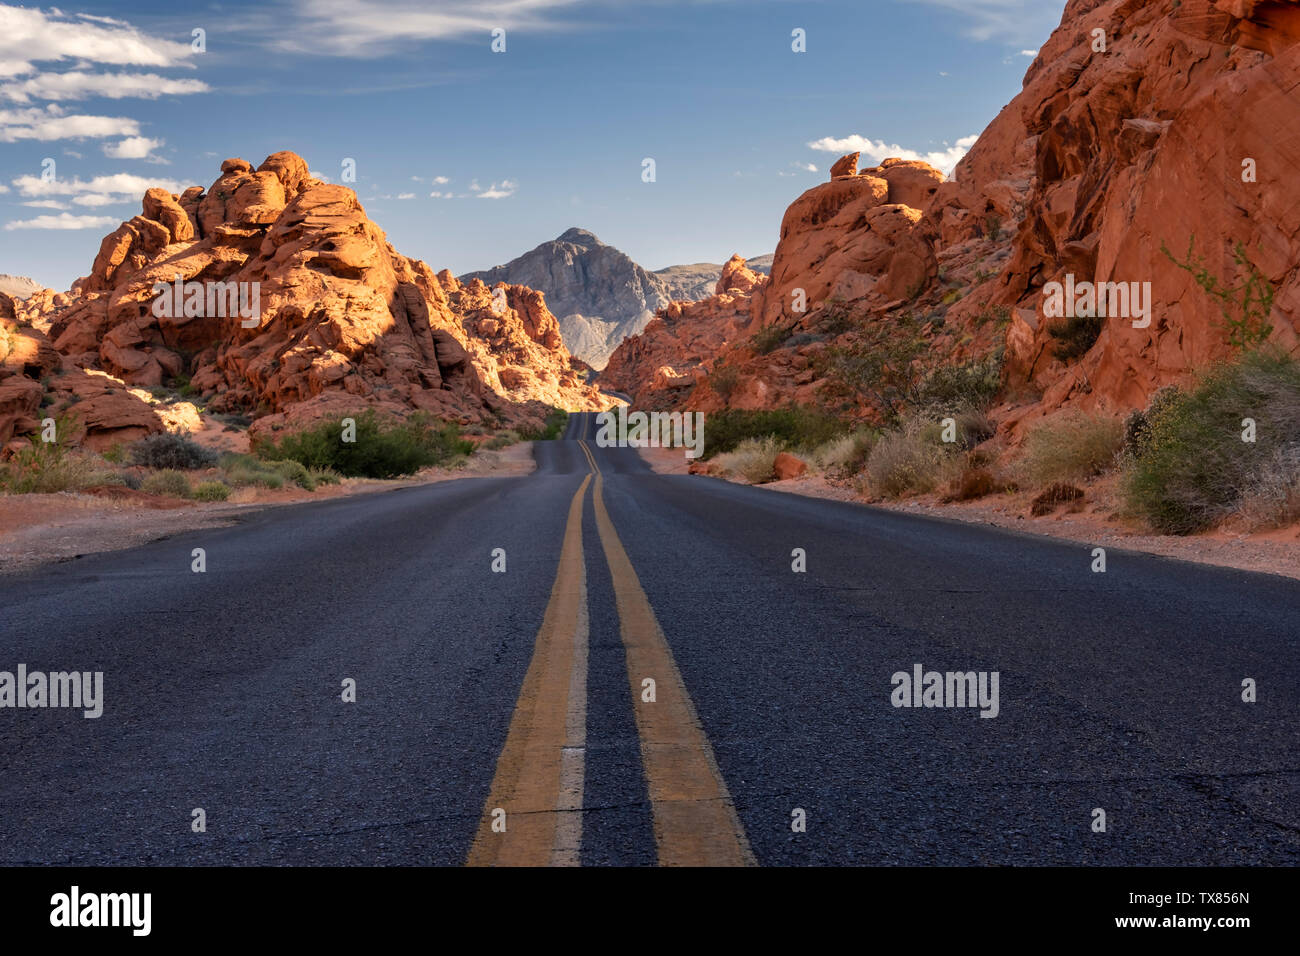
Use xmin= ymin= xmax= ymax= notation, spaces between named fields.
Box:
xmin=0 ymin=1 xmax=1067 ymax=290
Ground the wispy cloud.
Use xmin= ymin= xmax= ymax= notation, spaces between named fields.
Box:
xmin=906 ymin=0 xmax=1064 ymax=44
xmin=0 ymin=71 xmax=207 ymax=103
xmin=275 ymin=0 xmax=586 ymax=56
xmin=4 ymin=212 xmax=118 ymax=231
xmin=806 ymin=134 xmax=979 ymax=176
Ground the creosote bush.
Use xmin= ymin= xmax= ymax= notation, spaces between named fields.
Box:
xmin=1123 ymin=349 xmax=1300 ymax=534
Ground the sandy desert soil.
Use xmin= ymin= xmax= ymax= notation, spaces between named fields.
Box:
xmin=0 ymin=443 xmax=535 ymax=574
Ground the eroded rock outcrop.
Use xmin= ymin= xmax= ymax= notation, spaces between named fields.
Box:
xmin=24 ymin=151 xmax=605 ymax=445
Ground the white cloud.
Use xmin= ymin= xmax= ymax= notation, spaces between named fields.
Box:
xmin=1019 ymin=49 xmax=1039 ymax=56
xmin=12 ymin=171 xmax=188 ymax=208
xmin=0 ymin=182 xmax=7 ymax=193
xmin=906 ymin=0 xmax=1065 ymax=44
xmin=0 ymin=104 xmax=139 ymax=142
xmin=4 ymin=212 xmax=118 ymax=231
xmin=475 ymin=179 xmax=516 ymax=199
xmin=429 ymin=190 xmax=449 ymax=198
xmin=0 ymin=5 xmax=195 ymax=76
xmin=0 ymin=71 xmax=208 ymax=103
xmin=276 ymin=0 xmax=586 ymax=55
xmin=309 ymin=169 xmax=331 ymax=183
xmin=71 ymin=193 xmax=132 ymax=206
xmin=396 ymin=192 xmax=415 ymax=199
xmin=806 ymin=134 xmax=979 ymax=176
xmin=22 ymin=199 xmax=69 ymax=209
xmin=102 ymin=135 xmax=162 ymax=159
xmin=432 ymin=175 xmax=449 ymax=185
xmin=794 ymin=162 xmax=817 ymax=173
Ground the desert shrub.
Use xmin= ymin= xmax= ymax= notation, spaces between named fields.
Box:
xmin=943 ymin=466 xmax=998 ymax=502
xmin=1122 ymin=385 xmax=1182 ymax=458
xmin=266 ymin=459 xmax=316 ymax=491
xmin=192 ymin=481 xmax=231 ymax=501
xmin=253 ymin=411 xmax=473 ymax=478
xmin=129 ymin=432 xmax=218 ymax=470
xmin=1235 ymin=447 xmax=1300 ymax=530
xmin=517 ymin=408 xmax=567 ymax=442
xmin=713 ymin=437 xmax=781 ymax=484
xmin=865 ymin=420 xmax=960 ymax=498
xmin=1030 ymin=482 xmax=1085 ymax=516
xmin=807 ymin=430 xmax=877 ymax=478
xmin=141 ymin=469 xmax=191 ymax=498
xmin=219 ymin=454 xmax=286 ymax=489
xmin=701 ymin=406 xmax=848 ymax=460
xmin=914 ymin=354 xmax=1003 ymax=412
xmin=1048 ymin=314 xmax=1103 ymax=361
xmin=0 ymin=416 xmax=99 ymax=494
xmin=710 ymin=363 xmax=740 ymax=402
xmin=1021 ymin=413 xmax=1123 ymax=485
xmin=1123 ymin=349 xmax=1300 ymax=534
xmin=101 ymin=442 xmax=127 ymax=464
xmin=310 ymin=468 xmax=342 ymax=486
xmin=750 ymin=323 xmax=793 ymax=355
xmin=483 ymin=430 xmax=521 ymax=450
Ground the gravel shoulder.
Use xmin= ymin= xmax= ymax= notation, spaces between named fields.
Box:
xmin=638 ymin=446 xmax=1300 ymax=582
xmin=0 ymin=442 xmax=536 ymax=574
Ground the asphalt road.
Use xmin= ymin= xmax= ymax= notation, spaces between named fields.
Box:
xmin=1 ymin=411 xmax=1297 ymax=865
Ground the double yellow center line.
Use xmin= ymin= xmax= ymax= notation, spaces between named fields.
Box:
xmin=468 ymin=431 xmax=754 ymax=866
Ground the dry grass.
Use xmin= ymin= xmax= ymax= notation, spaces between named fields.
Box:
xmin=1021 ymin=412 xmax=1124 ymax=486
xmin=713 ymin=437 xmax=781 ymax=483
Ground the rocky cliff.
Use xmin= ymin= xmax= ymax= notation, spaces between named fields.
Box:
xmin=606 ymin=0 xmax=1300 ymax=430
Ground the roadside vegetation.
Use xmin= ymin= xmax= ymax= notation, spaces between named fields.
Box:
xmin=0 ymin=409 xmax=486 ymax=501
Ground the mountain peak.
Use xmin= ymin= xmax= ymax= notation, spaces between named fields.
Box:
xmin=556 ymin=227 xmax=601 ymax=246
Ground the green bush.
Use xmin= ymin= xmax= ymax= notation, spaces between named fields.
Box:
xmin=701 ymin=406 xmax=848 ymax=460
xmin=130 ymin=432 xmax=218 ymax=470
xmin=517 ymin=408 xmax=567 ymax=442
xmin=310 ymin=468 xmax=342 ymax=486
xmin=141 ymin=469 xmax=191 ymax=498
xmin=1123 ymin=350 xmax=1300 ymax=534
xmin=218 ymin=453 xmax=286 ymax=489
xmin=252 ymin=410 xmax=473 ymax=478
xmin=192 ymin=481 xmax=231 ymax=501
xmin=267 ymin=459 xmax=316 ymax=491
xmin=0 ymin=415 xmax=98 ymax=494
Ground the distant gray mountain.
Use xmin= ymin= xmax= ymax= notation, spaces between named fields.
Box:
xmin=0 ymin=274 xmax=44 ymax=299
xmin=461 ymin=228 xmax=770 ymax=368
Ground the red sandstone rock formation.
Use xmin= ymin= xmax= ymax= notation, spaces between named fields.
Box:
xmin=18 ymin=150 xmax=605 ymax=447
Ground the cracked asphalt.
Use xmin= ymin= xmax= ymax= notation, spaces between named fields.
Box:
xmin=0 ymin=412 xmax=1297 ymax=865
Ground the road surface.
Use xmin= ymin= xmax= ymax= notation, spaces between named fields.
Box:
xmin=1 ymin=412 xmax=1297 ymax=865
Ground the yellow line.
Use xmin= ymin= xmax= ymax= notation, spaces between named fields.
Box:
xmin=590 ymin=472 xmax=756 ymax=867
xmin=466 ymin=472 xmax=592 ymax=867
